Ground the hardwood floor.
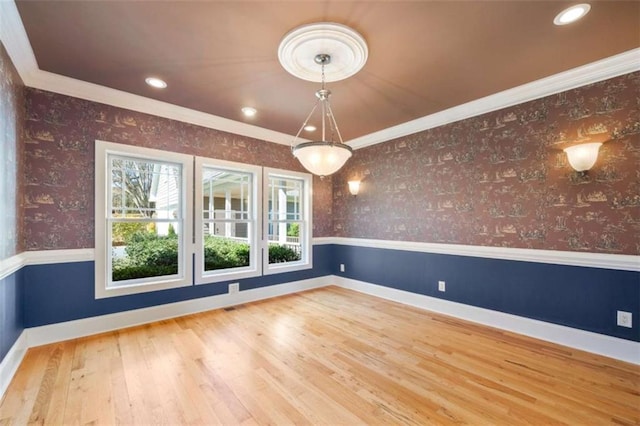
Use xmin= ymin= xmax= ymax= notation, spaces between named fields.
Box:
xmin=1 ymin=286 xmax=638 ymax=425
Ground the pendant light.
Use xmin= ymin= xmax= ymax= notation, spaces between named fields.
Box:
xmin=278 ymin=22 xmax=368 ymax=177
xmin=291 ymin=54 xmax=353 ymax=177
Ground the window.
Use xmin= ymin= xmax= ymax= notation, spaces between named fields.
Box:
xmin=264 ymin=168 xmax=312 ymax=274
xmin=95 ymin=142 xmax=312 ymax=298
xmin=195 ymin=158 xmax=261 ymax=283
xmin=95 ymin=141 xmax=193 ymax=298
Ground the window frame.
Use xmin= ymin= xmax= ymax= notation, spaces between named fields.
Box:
xmin=263 ymin=167 xmax=313 ymax=275
xmin=95 ymin=140 xmax=193 ymax=299
xmin=194 ymin=158 xmax=262 ymax=284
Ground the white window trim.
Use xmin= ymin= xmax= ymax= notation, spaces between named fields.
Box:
xmin=95 ymin=140 xmax=194 ymax=299
xmin=263 ymin=167 xmax=313 ymax=275
xmin=194 ymin=158 xmax=262 ymax=284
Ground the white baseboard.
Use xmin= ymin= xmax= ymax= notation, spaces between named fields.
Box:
xmin=2 ymin=276 xmax=330 ymax=401
xmin=27 ymin=276 xmax=329 ymax=347
xmin=3 ymin=274 xmax=638 ymax=404
xmin=0 ymin=330 xmax=27 ymax=399
xmin=333 ymin=275 xmax=640 ymax=365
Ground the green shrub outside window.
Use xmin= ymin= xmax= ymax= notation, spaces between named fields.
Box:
xmin=113 ymin=231 xmax=301 ymax=281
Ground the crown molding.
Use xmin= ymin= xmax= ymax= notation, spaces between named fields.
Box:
xmin=25 ymin=70 xmax=296 ymax=146
xmin=348 ymin=48 xmax=640 ymax=149
xmin=2 ymin=0 xmax=639 ymax=150
xmin=0 ymin=0 xmax=294 ymax=146
xmin=0 ymin=0 xmax=38 ymax=81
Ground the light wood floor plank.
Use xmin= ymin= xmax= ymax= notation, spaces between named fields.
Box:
xmin=1 ymin=286 xmax=638 ymax=425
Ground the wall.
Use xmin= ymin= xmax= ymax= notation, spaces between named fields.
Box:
xmin=23 ymin=88 xmax=333 ymax=250
xmin=23 ymin=245 xmax=333 ymax=327
xmin=332 ymin=72 xmax=640 ymax=342
xmin=0 ymin=41 xmax=25 ymax=363
xmin=7 ymin=59 xmax=640 ymax=349
xmin=334 ymin=72 xmax=640 ymax=255
xmin=18 ymin=88 xmax=334 ymax=327
xmin=332 ymin=245 xmax=639 ymax=341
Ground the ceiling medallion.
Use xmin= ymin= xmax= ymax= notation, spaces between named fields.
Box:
xmin=278 ymin=22 xmax=368 ymax=83
xmin=279 ymin=23 xmax=368 ymax=177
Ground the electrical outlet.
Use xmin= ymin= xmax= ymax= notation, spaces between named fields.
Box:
xmin=438 ymin=281 xmax=446 ymax=292
xmin=617 ymin=311 xmax=632 ymax=328
xmin=229 ymin=282 xmax=239 ymax=294
xmin=340 ymin=263 xmax=345 ymax=272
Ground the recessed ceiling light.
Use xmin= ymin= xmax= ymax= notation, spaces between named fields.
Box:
xmin=241 ymin=107 xmax=257 ymax=117
xmin=554 ymin=3 xmax=591 ymax=25
xmin=304 ymin=125 xmax=316 ymax=132
xmin=145 ymin=77 xmax=167 ymax=89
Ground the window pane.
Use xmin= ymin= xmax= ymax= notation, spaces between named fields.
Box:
xmin=198 ymin=163 xmax=259 ymax=282
xmin=111 ymin=220 xmax=180 ymax=282
xmin=268 ymin=242 xmax=302 ymax=264
xmin=202 ymin=168 xmax=250 ymax=220
xmin=268 ymin=177 xmax=302 ymax=221
xmin=204 ymin=235 xmax=251 ymax=271
xmin=203 ymin=221 xmax=249 ymax=239
xmin=110 ymin=156 xmax=181 ymax=219
xmin=267 ymin=175 xmax=304 ymax=266
xmin=268 ymin=222 xmax=302 ymax=264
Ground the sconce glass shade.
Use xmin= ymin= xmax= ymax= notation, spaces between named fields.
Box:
xmin=348 ymin=180 xmax=361 ymax=196
xmin=563 ymin=142 xmax=602 ymax=172
xmin=293 ymin=142 xmax=353 ymax=177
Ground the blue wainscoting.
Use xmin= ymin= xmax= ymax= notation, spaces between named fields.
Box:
xmin=332 ymin=244 xmax=640 ymax=342
xmin=0 ymin=268 xmax=24 ymax=363
xmin=24 ymin=245 xmax=333 ymax=328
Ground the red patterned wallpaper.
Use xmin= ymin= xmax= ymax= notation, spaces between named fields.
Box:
xmin=22 ymin=89 xmax=333 ymax=250
xmin=0 ymin=42 xmax=25 ymax=258
xmin=332 ymin=72 xmax=640 ymax=255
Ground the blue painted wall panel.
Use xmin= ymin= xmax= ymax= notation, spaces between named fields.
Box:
xmin=0 ymin=269 xmax=24 ymax=363
xmin=332 ymin=244 xmax=640 ymax=342
xmin=23 ymin=245 xmax=333 ymax=327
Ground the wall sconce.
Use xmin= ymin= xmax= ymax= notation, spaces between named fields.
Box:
xmin=563 ymin=142 xmax=602 ymax=172
xmin=348 ymin=180 xmax=361 ymax=196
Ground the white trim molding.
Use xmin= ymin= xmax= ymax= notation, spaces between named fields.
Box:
xmin=312 ymin=237 xmax=335 ymax=245
xmin=2 ymin=274 xmax=638 ymax=403
xmin=334 ymin=276 xmax=640 ymax=365
xmin=0 ymin=250 xmax=95 ymax=281
xmin=27 ymin=276 xmax=328 ymax=348
xmin=24 ymin=248 xmax=95 ymax=266
xmin=0 ymin=0 xmax=294 ymax=147
xmin=326 ymin=237 xmax=640 ymax=272
xmin=0 ymin=331 xmax=27 ymax=400
xmin=27 ymin=70 xmax=295 ymax=146
xmin=0 ymin=277 xmax=327 ymax=401
xmin=0 ymin=0 xmax=38 ymax=82
xmin=2 ymin=0 xmax=638 ymax=151
xmin=348 ymin=48 xmax=640 ymax=149
xmin=0 ymin=252 xmax=29 ymax=281
xmin=1 ymin=238 xmax=637 ymax=282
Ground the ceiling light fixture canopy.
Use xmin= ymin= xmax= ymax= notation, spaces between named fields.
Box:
xmin=279 ymin=22 xmax=367 ymax=177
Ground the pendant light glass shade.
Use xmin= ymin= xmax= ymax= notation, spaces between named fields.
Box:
xmin=293 ymin=141 xmax=353 ymax=177
xmin=290 ymin=54 xmax=353 ymax=177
